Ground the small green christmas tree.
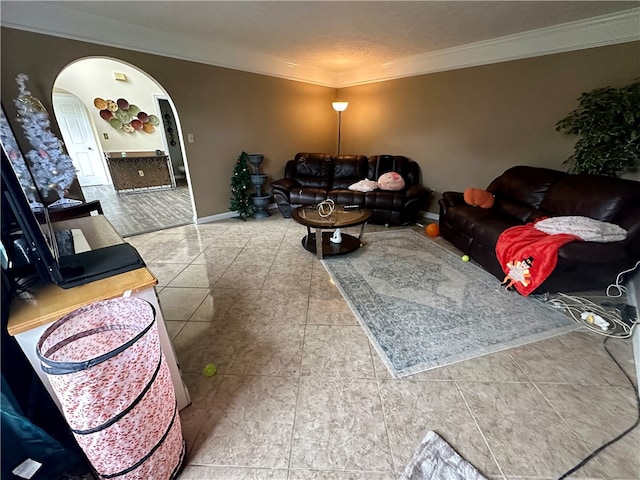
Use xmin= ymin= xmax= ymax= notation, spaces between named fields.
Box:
xmin=230 ymin=151 xmax=256 ymax=220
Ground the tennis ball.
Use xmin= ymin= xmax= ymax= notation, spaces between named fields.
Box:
xmin=462 ymin=255 xmax=470 ymax=262
xmin=203 ymin=363 xmax=217 ymax=377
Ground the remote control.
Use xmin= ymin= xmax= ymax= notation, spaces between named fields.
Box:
xmin=343 ymin=205 xmax=360 ymax=210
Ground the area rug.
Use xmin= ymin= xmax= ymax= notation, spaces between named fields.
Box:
xmin=400 ymin=431 xmax=487 ymax=480
xmin=322 ymin=229 xmax=576 ymax=378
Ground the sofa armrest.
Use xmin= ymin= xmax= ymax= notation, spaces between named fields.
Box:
xmin=405 ymin=183 xmax=429 ymax=198
xmin=271 ymin=178 xmax=300 ymax=194
xmin=404 ymin=185 xmax=431 ymax=210
xmin=441 ymin=191 xmax=465 ymax=207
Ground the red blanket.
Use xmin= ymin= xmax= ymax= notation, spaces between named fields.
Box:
xmin=495 ymin=223 xmax=580 ymax=296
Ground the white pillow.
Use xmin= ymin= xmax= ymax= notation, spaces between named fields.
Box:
xmin=348 ymin=179 xmax=379 ymax=192
xmin=534 ymin=216 xmax=627 ymax=242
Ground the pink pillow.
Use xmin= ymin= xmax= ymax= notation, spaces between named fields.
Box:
xmin=377 ymin=172 xmax=405 ymax=191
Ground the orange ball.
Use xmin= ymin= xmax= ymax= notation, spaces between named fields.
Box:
xmin=426 ymin=223 xmax=439 ymax=237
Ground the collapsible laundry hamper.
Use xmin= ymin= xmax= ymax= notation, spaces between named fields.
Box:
xmin=36 ymin=297 xmax=185 ymax=480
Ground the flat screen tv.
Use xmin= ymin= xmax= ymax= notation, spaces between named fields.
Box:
xmin=1 ymin=140 xmax=66 ymax=284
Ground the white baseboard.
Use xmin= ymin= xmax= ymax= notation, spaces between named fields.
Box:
xmin=196 ymin=203 xmax=280 ymax=224
xmin=196 ymin=211 xmax=240 ymax=224
xmin=417 ymin=211 xmax=439 ymax=225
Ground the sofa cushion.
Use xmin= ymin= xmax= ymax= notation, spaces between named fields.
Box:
xmin=290 ymin=187 xmax=330 ymax=205
xmin=493 ymin=197 xmax=540 ymax=223
xmin=363 ymin=190 xmax=405 ymax=211
xmin=368 ymin=155 xmax=419 ymax=185
xmin=534 ymin=216 xmax=627 ymax=242
xmin=333 ymin=155 xmax=368 ymax=189
xmin=556 ymin=240 xmax=629 ymax=263
xmin=443 ymin=205 xmax=496 ymax=238
xmin=540 ymin=174 xmax=640 ymax=222
xmin=328 ymin=189 xmax=366 ymax=205
xmin=294 ymin=153 xmax=333 ymax=189
xmin=487 ymin=166 xmax=566 ymax=209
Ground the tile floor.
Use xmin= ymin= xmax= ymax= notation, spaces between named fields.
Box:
xmin=125 ymin=214 xmax=639 ymax=480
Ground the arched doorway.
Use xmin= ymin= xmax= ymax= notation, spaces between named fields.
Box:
xmin=52 ymin=57 xmax=195 ymax=237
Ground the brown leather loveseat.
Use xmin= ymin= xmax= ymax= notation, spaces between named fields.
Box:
xmin=271 ymin=152 xmax=431 ymax=225
xmin=438 ymin=165 xmax=640 ymax=293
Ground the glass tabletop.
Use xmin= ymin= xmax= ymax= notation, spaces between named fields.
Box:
xmin=291 ymin=205 xmax=372 ymax=228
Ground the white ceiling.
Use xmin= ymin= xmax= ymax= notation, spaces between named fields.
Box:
xmin=2 ymin=1 xmax=639 ymax=87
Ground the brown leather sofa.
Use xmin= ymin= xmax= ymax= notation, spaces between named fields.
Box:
xmin=271 ymin=152 xmax=431 ymax=225
xmin=438 ymin=165 xmax=640 ymax=293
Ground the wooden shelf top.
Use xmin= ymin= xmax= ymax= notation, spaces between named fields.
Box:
xmin=7 ymin=216 xmax=158 ymax=336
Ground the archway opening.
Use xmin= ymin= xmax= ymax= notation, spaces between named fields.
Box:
xmin=53 ymin=57 xmax=195 ymax=237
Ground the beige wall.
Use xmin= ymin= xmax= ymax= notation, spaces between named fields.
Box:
xmin=1 ymin=27 xmax=336 ymax=219
xmin=339 ymin=41 xmax=640 ymax=211
xmin=2 ymin=27 xmax=638 ymax=218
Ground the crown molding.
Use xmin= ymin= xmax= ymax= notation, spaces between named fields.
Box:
xmin=337 ymin=8 xmax=640 ymax=87
xmin=1 ymin=3 xmax=637 ymax=89
xmin=0 ymin=1 xmax=338 ymax=87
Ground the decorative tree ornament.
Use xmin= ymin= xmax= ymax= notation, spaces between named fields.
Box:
xmin=229 ymin=151 xmax=256 ymax=221
xmin=17 ymin=94 xmax=47 ymax=114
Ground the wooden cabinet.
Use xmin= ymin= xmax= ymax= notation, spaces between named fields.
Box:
xmin=105 ymin=152 xmax=176 ymax=194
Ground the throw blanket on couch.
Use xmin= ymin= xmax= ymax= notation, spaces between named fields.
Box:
xmin=496 ymin=224 xmax=580 ymax=295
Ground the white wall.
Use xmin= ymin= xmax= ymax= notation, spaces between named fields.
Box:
xmin=54 ymin=57 xmax=166 ymax=153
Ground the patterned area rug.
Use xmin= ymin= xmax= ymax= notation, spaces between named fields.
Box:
xmin=322 ymin=229 xmax=576 ymax=378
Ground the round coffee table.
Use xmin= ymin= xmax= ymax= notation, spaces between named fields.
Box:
xmin=291 ymin=205 xmax=372 ymax=259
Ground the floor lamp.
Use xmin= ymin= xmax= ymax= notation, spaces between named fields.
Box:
xmin=332 ymin=101 xmax=348 ymax=156
xmin=330 ymin=101 xmax=349 ymax=245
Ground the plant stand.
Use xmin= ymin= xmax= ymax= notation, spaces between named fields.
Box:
xmin=248 ymin=154 xmax=271 ymax=218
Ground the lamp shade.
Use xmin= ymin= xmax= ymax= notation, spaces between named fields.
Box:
xmin=332 ymin=101 xmax=349 ymax=112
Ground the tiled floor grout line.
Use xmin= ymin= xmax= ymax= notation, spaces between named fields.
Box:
xmin=374 ymin=348 xmax=399 ymax=476
xmin=284 ymin=286 xmax=311 ymax=480
xmin=528 ymin=378 xmax=607 ymax=478
xmin=453 ymin=379 xmax=507 ymax=480
xmin=505 ymin=346 xmax=614 ymax=479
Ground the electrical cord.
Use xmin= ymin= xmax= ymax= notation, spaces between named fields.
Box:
xmin=545 ymin=293 xmax=637 ymax=338
xmin=606 ymin=260 xmax=640 ymax=298
xmin=543 ymin=261 xmax=640 ymax=338
xmin=557 ymin=336 xmax=640 ymax=479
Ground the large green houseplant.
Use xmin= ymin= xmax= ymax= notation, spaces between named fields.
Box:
xmin=555 ymin=81 xmax=639 ymax=177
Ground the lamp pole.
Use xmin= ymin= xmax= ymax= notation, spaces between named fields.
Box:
xmin=337 ymin=110 xmax=343 ymax=156
xmin=332 ymin=101 xmax=349 ymax=157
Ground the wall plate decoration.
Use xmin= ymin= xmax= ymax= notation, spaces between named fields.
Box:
xmin=94 ymin=97 xmax=159 ymax=134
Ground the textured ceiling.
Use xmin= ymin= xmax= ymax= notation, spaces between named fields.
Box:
xmin=18 ymin=1 xmax=640 ymax=73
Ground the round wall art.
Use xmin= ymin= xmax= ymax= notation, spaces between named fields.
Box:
xmin=94 ymin=97 xmax=159 ymax=134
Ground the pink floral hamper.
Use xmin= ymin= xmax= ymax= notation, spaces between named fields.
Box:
xmin=36 ymin=297 xmax=185 ymax=479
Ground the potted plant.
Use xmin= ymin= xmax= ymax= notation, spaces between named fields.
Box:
xmin=555 ymin=81 xmax=639 ymax=177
